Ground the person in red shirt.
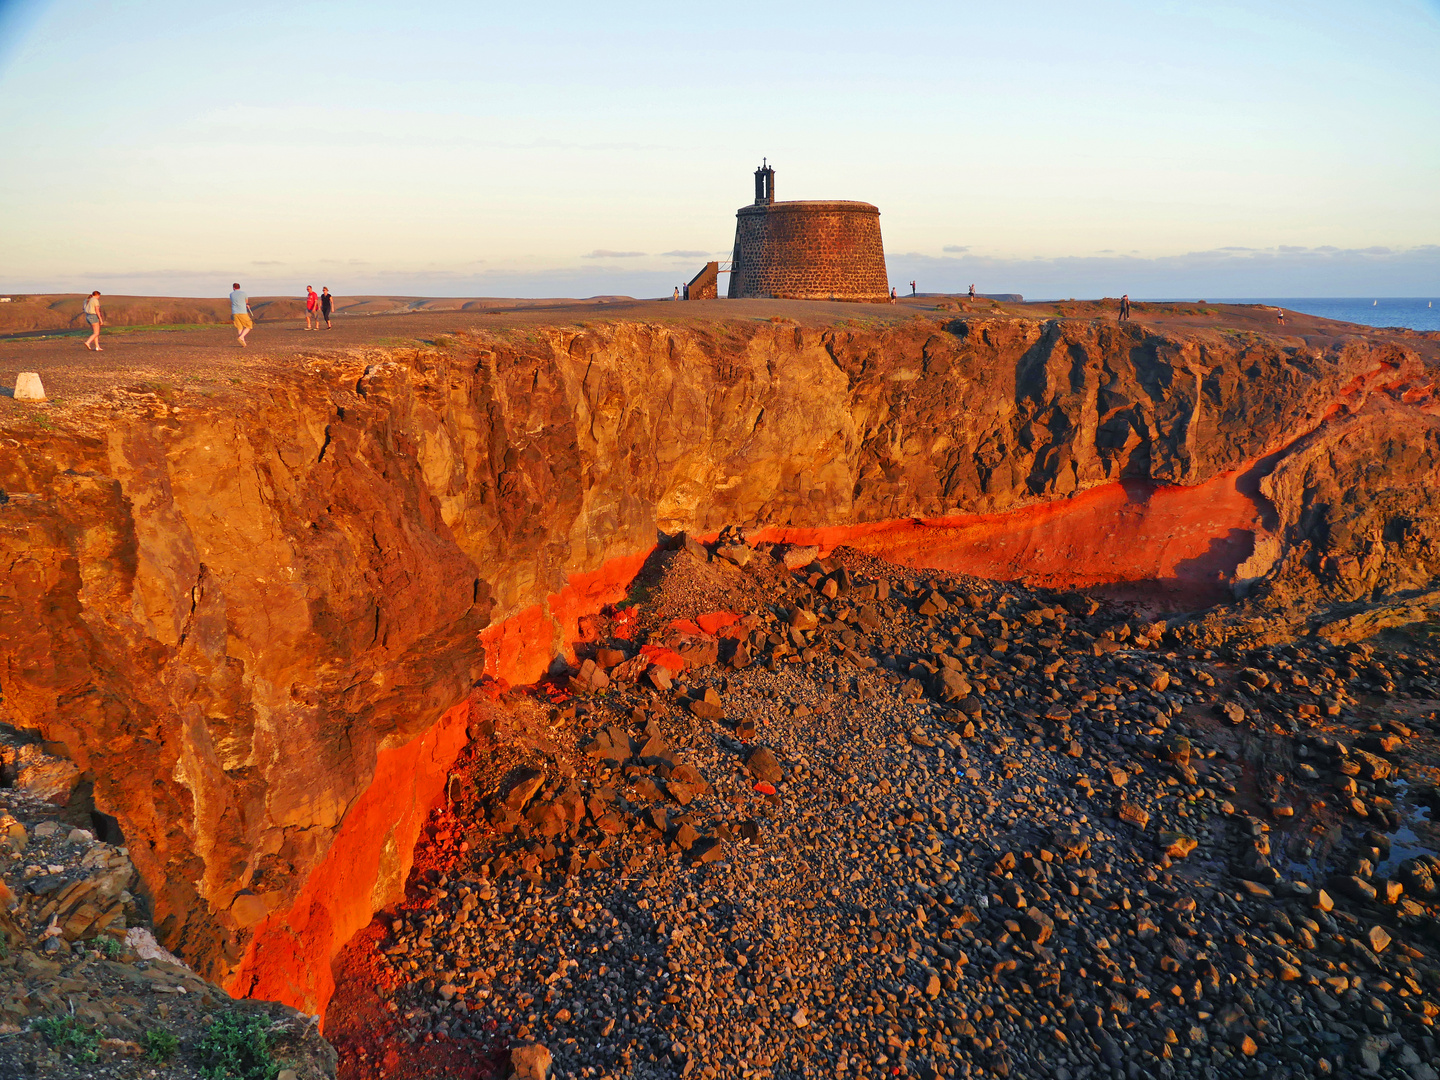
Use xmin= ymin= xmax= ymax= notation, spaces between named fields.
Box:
xmin=305 ymin=286 xmax=320 ymax=330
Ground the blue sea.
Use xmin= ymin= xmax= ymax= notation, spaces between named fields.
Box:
xmin=1216 ymin=297 xmax=1440 ymax=332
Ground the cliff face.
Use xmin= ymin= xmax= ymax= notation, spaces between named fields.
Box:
xmin=0 ymin=317 xmax=1435 ymax=1017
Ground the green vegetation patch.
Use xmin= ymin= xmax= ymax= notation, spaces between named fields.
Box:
xmin=144 ymin=1027 xmax=180 ymax=1063
xmin=110 ymin=322 xmax=217 ymax=334
xmin=195 ymin=1011 xmax=282 ymax=1080
xmin=94 ymin=935 xmax=123 ymax=959
xmin=0 ymin=322 xmax=219 ymax=342
xmin=34 ymin=1016 xmax=99 ymax=1063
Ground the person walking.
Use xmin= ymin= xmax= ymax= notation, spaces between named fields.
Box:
xmin=1119 ymin=294 xmax=1132 ymax=322
xmin=890 ymin=286 xmax=897 ymax=303
xmin=230 ymin=283 xmax=253 ymax=347
xmin=968 ymin=283 xmax=976 ymax=301
xmin=1276 ymin=307 xmax=1286 ymax=326
xmin=304 ymin=285 xmax=320 ymax=330
xmin=83 ymin=291 xmax=104 ymax=351
xmin=673 ymin=286 xmax=680 ymax=301
xmin=320 ymin=287 xmax=333 ymax=329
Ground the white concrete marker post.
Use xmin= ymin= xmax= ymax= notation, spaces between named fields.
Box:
xmin=13 ymin=373 xmax=46 ymax=401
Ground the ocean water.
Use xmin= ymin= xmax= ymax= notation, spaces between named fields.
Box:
xmin=1218 ymin=297 xmax=1440 ymax=332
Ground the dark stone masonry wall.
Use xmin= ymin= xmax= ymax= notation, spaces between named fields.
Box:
xmin=727 ymin=200 xmax=889 ymax=302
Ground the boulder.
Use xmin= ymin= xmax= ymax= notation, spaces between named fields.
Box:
xmin=501 ymin=768 xmax=548 ymax=811
xmin=595 ymin=647 xmax=627 ymax=670
xmin=744 ymin=745 xmax=783 ymax=784
xmin=918 ymin=590 xmax=949 ymax=616
xmin=584 ymin=728 xmax=632 ymax=765
xmin=1159 ymin=832 xmax=1197 ymax=859
xmin=788 ymin=607 xmax=819 ymax=632
xmin=1329 ymin=874 xmax=1378 ymax=903
xmin=1117 ymin=802 xmax=1150 ymax=830
xmin=1018 ymin=908 xmax=1055 ymax=945
xmin=775 ymin=544 xmax=820 ymax=570
xmin=1399 ymin=858 xmax=1437 ymax=899
xmin=1160 ymin=734 xmax=1191 ymax=767
xmin=715 ymin=544 xmax=752 ymax=568
xmin=509 ymin=1042 xmax=553 ymax=1080
xmin=231 ymin=892 xmax=269 ymax=929
xmin=689 ymin=688 xmax=724 ymax=722
xmin=1351 ymin=750 xmax=1394 ymax=781
xmin=935 ymin=668 xmax=972 ymax=702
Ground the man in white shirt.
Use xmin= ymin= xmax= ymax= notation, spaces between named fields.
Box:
xmin=230 ymin=283 xmax=253 ymax=347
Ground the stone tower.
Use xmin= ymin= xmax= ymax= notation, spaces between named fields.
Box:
xmin=727 ymin=163 xmax=888 ymax=302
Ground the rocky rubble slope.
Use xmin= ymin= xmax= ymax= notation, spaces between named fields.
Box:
xmin=328 ymin=538 xmax=1440 ymax=1080
xmin=0 ymin=315 xmax=1435 ymax=1018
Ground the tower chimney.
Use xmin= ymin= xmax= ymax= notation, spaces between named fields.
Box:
xmin=753 ymin=160 xmax=775 ymax=206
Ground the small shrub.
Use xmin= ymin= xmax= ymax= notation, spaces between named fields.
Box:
xmin=34 ymin=1016 xmax=99 ymax=1062
xmin=145 ymin=1027 xmax=179 ymax=1063
xmin=95 ymin=935 xmax=123 ymax=959
xmin=195 ymin=1011 xmax=281 ymax=1080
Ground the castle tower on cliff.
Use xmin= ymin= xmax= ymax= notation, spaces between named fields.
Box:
xmin=726 ymin=162 xmax=889 ymax=302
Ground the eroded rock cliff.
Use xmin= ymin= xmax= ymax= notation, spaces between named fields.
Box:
xmin=0 ymin=316 xmax=1435 ymax=1017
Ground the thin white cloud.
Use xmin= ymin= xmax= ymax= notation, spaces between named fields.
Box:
xmin=582 ymin=250 xmax=647 ymax=259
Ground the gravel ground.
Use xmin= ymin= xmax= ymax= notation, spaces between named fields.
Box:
xmin=327 ymin=542 xmax=1440 ymax=1080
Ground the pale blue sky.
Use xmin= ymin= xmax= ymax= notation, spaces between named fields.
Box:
xmin=1 ymin=0 xmax=1437 ymax=298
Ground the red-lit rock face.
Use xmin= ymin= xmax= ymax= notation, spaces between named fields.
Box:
xmin=754 ymin=470 xmax=1260 ymax=610
xmin=0 ymin=317 xmax=1434 ymax=1020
